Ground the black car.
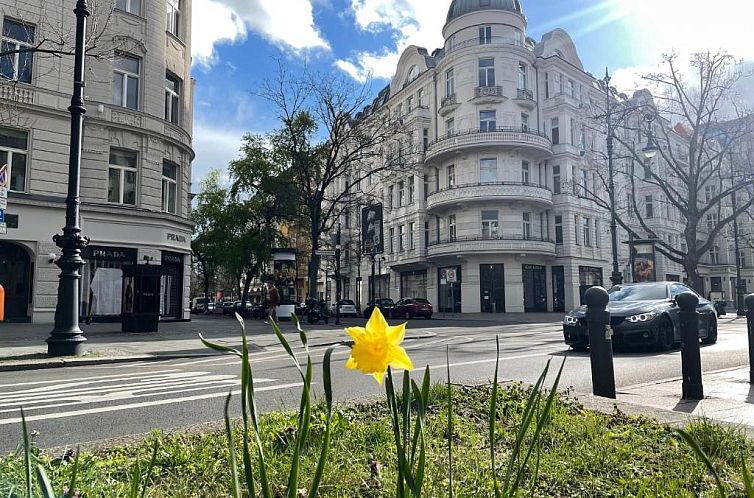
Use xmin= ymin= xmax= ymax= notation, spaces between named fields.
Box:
xmin=563 ymin=281 xmax=718 ymax=351
xmin=363 ymin=298 xmax=395 ymax=319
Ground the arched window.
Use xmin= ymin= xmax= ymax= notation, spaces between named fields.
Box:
xmin=406 ymin=65 xmax=418 ymax=84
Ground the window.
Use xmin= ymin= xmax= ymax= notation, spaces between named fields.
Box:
xmin=387 ymin=185 xmax=394 ymax=209
xmin=551 ymin=118 xmax=559 ymax=145
xmin=710 ymin=246 xmax=720 ymax=264
xmin=408 ymin=176 xmax=415 ymax=204
xmin=164 ymin=73 xmax=181 ymax=124
xmin=706 ymin=213 xmax=718 ymax=229
xmin=522 ymin=212 xmax=531 ymax=239
xmin=422 ymin=128 xmax=429 ymax=151
xmin=567 ymin=79 xmax=575 ymax=98
xmin=115 ymin=0 xmax=141 ymax=15
xmin=479 ymin=25 xmax=492 ymax=44
xmin=480 ymin=158 xmax=497 ymax=183
xmin=409 ymin=222 xmax=415 ymax=249
xmin=645 ymin=195 xmax=653 ymax=218
xmin=424 ymin=222 xmax=429 ymax=247
xmin=521 ymin=113 xmax=529 ymax=132
xmin=482 ymin=210 xmax=499 ymax=238
xmin=399 ymin=225 xmax=405 ymax=251
xmin=448 ymin=215 xmax=457 ymax=241
xmin=0 ymin=19 xmax=34 ymax=83
xmin=161 ymin=161 xmax=178 ymax=214
xmin=579 ymin=168 xmax=588 ymax=196
xmin=435 ymin=216 xmax=441 ymax=243
xmin=544 ymin=72 xmax=550 ymax=98
xmin=417 ymin=88 xmax=426 ymax=107
xmin=344 ymin=208 xmax=351 ymax=229
xmin=108 ymin=149 xmax=137 ymax=205
xmin=398 ymin=180 xmax=405 ymax=207
xmin=478 ymin=58 xmax=495 ymax=87
xmin=389 ymin=227 xmax=395 ymax=253
xmin=582 ymin=217 xmax=592 ymax=246
xmin=113 ymin=53 xmax=140 ymax=109
xmin=570 ymin=118 xmax=577 ymax=145
xmin=406 ymin=96 xmax=413 ymax=112
xmin=522 ymin=161 xmax=530 ymax=184
xmin=166 ymin=0 xmax=181 ymax=37
xmin=705 ymin=185 xmax=717 ymax=203
xmin=446 ymin=164 xmax=456 ymax=188
xmin=446 ymin=118 xmax=455 ymax=137
xmin=555 ymin=215 xmax=563 ymax=244
xmin=595 ymin=220 xmax=601 ymax=247
xmin=553 ymin=165 xmax=561 ymax=194
xmin=518 ymin=62 xmax=527 ymax=90
xmin=574 ymin=215 xmax=580 ymax=245
xmin=479 ymin=110 xmax=496 ymax=131
xmin=445 ymin=68 xmax=455 ymax=97
xmin=423 ymin=174 xmax=429 ymax=200
xmin=627 ymin=193 xmax=634 ymax=217
xmin=434 ymin=167 xmax=440 ymax=191
xmin=0 ymin=127 xmax=28 ymax=192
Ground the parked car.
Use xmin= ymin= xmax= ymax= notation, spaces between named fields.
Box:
xmin=363 ymin=298 xmax=395 ymax=319
xmin=330 ymin=299 xmax=358 ymax=317
xmin=222 ymin=300 xmax=237 ymax=316
xmin=563 ymin=281 xmax=718 ymax=351
xmin=392 ymin=298 xmax=433 ymax=319
xmin=191 ymin=297 xmax=211 ymax=314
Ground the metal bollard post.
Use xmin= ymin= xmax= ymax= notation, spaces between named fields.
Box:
xmin=585 ymin=286 xmax=616 ymax=399
xmin=677 ymin=291 xmax=703 ymax=400
xmin=745 ymin=294 xmax=754 ymax=384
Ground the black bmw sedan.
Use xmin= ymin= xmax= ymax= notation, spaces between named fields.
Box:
xmin=563 ymin=281 xmax=718 ymax=351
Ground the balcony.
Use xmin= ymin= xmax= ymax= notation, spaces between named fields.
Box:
xmin=438 ymin=94 xmax=459 ymax=116
xmin=426 ymin=181 xmax=552 ymax=211
xmin=472 ymin=85 xmax=506 ymax=104
xmin=0 ymin=81 xmax=34 ymax=104
xmin=513 ymin=88 xmax=536 ymax=110
xmin=425 ymin=127 xmax=552 ymax=162
xmin=403 ymin=105 xmax=431 ymax=123
xmin=427 ymin=234 xmax=556 ymax=258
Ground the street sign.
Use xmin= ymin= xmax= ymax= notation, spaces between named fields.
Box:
xmin=446 ymin=269 xmax=457 ymax=283
xmin=315 ymin=249 xmax=335 ymax=257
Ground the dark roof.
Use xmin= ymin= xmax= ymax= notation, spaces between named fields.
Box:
xmin=446 ymin=0 xmax=523 ymax=23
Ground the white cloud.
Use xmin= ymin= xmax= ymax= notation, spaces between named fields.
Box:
xmin=335 ymin=0 xmax=447 ymax=82
xmin=192 ymin=0 xmax=330 ymax=68
xmin=191 ymin=123 xmax=247 ymax=185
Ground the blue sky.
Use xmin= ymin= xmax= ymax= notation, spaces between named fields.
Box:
xmin=189 ymin=0 xmax=754 ymax=187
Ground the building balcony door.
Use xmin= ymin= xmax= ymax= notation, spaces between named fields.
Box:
xmin=480 ymin=264 xmax=505 ymax=313
xmin=523 ymin=264 xmax=547 ymax=312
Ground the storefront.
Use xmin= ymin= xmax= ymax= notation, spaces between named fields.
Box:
xmin=400 ymin=270 xmax=427 ymax=299
xmin=438 ymin=266 xmax=462 ymax=313
xmin=0 ymin=242 xmax=32 ymax=322
xmin=81 ymin=245 xmax=137 ymax=321
xmin=523 ymin=264 xmax=547 ymax=312
xmin=160 ymin=251 xmax=184 ymax=320
xmin=479 ymin=264 xmax=505 ymax=313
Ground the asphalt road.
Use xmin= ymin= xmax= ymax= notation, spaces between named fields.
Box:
xmin=0 ymin=316 xmax=750 ymax=453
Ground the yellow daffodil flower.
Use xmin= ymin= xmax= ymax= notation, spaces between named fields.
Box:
xmin=345 ymin=307 xmax=414 ymax=384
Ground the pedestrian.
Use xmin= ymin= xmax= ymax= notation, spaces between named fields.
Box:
xmin=266 ymin=281 xmax=280 ymax=323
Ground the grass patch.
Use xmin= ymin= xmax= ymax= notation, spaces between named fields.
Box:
xmin=1 ymin=384 xmax=752 ymax=497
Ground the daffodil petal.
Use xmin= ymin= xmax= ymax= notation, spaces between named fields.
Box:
xmin=345 ymin=326 xmax=366 ymax=341
xmin=388 ymin=345 xmax=414 ymax=371
xmin=372 ymin=371 xmax=386 ymax=385
xmin=365 ymin=307 xmax=388 ymax=334
xmin=345 ymin=355 xmax=358 ymax=370
xmin=386 ymin=323 xmax=406 ymax=344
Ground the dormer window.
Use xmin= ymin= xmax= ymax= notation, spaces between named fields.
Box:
xmin=406 ymin=65 xmax=418 ymax=84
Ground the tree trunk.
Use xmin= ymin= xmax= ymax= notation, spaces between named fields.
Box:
xmin=308 ymin=252 xmax=320 ymax=299
xmin=241 ymin=270 xmax=253 ymax=306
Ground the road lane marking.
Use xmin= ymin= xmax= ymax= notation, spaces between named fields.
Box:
xmin=0 ymin=382 xmax=306 ymax=426
xmin=0 ymin=369 xmax=184 ymax=389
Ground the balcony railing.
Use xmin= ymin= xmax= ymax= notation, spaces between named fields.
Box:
xmin=474 ymin=85 xmax=504 ymax=99
xmin=438 ymin=36 xmax=529 ymax=60
xmin=425 ymin=127 xmax=552 ymax=161
xmin=426 ymin=181 xmax=553 ymax=210
xmin=428 ymin=234 xmax=554 ymax=247
xmin=441 ymin=94 xmax=457 ymax=107
xmin=516 ymin=88 xmax=533 ymax=100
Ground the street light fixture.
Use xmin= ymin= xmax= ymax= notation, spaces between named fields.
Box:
xmin=642 ymin=116 xmax=659 ymax=159
xmin=47 ymin=0 xmax=91 ymax=356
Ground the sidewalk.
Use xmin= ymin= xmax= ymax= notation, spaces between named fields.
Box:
xmin=0 ymin=315 xmax=397 ymax=371
xmin=579 ymin=366 xmax=754 ymax=436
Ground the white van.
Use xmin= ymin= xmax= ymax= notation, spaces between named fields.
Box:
xmin=191 ymin=297 xmax=210 ymax=313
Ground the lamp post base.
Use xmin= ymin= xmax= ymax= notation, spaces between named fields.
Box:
xmin=47 ymin=331 xmax=87 ymax=356
xmin=609 ymin=272 xmax=623 ymax=287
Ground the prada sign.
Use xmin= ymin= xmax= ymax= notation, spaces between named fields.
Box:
xmin=166 ymin=232 xmax=188 ymax=244
xmin=86 ymin=246 xmax=137 ymax=262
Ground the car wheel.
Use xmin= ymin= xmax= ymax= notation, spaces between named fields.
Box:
xmin=701 ymin=315 xmax=718 ymax=345
xmin=655 ymin=317 xmax=675 ymax=351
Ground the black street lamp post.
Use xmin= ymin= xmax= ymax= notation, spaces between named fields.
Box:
xmin=47 ymin=0 xmax=91 ymax=356
xmin=730 ymin=152 xmax=745 ymax=315
xmin=335 ymin=223 xmax=341 ymax=325
xmin=603 ymin=68 xmax=623 ymax=287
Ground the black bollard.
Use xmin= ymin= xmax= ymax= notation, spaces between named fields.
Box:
xmin=677 ymin=291 xmax=703 ymax=400
xmin=745 ymin=294 xmax=754 ymax=384
xmin=585 ymin=286 xmax=616 ymax=399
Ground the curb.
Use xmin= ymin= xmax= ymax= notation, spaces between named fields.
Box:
xmin=0 ymin=333 xmax=437 ymax=372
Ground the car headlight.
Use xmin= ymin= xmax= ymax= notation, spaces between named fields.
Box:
xmin=627 ymin=312 xmax=657 ymax=323
xmin=563 ymin=315 xmax=578 ymax=325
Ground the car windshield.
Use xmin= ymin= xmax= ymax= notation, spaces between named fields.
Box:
xmin=608 ymin=284 xmax=668 ymax=301
xmin=376 ymin=299 xmax=394 ymax=305
xmin=414 ymin=298 xmax=430 ymax=304
xmin=340 ymin=300 xmax=355 ymax=305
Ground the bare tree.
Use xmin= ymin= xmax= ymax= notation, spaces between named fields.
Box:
xmin=255 ymin=61 xmax=419 ymax=298
xmin=581 ymin=52 xmax=754 ymax=291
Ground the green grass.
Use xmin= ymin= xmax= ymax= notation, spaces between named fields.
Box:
xmin=1 ymin=383 xmax=752 ymax=497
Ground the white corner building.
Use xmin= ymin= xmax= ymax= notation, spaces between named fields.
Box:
xmin=0 ymin=0 xmax=194 ymax=323
xmin=338 ymin=0 xmax=743 ymax=314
